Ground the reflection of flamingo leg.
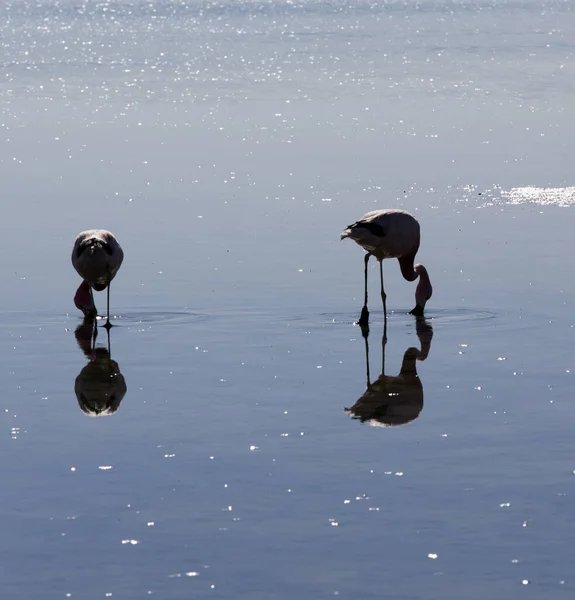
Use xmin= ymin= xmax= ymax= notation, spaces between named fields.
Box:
xmin=363 ymin=330 xmax=371 ymax=389
xmin=381 ymin=322 xmax=387 ymax=376
xmin=92 ymin=318 xmax=98 ymax=350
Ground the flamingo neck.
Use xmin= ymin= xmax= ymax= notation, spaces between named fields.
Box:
xmin=398 ymin=253 xmax=418 ymax=282
xmin=74 ymin=280 xmax=96 ymax=317
xmin=414 ymin=263 xmax=430 ymax=284
xmin=400 ymin=255 xmax=433 ymax=314
xmin=414 ymin=263 xmax=433 ymax=307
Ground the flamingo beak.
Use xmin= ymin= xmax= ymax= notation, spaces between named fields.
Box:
xmin=81 ymin=306 xmax=98 ymax=320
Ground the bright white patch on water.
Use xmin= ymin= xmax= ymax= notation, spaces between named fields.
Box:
xmin=502 ymin=186 xmax=575 ymax=207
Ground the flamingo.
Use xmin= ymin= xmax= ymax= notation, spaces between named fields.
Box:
xmin=72 ymin=229 xmax=124 ymax=328
xmin=340 ymin=209 xmax=432 ymax=327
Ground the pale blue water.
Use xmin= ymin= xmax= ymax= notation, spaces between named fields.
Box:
xmin=1 ymin=1 xmax=575 ymax=598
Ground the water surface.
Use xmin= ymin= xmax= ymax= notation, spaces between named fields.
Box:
xmin=1 ymin=1 xmax=574 ymax=598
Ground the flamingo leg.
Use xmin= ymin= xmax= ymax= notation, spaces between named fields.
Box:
xmin=379 ymin=260 xmax=387 ymax=322
xmin=89 ymin=287 xmax=97 ymax=320
xmin=358 ymin=253 xmax=370 ymax=329
xmin=104 ymin=284 xmax=112 ymax=330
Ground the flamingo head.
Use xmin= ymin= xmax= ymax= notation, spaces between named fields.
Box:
xmin=410 ymin=264 xmax=432 ymax=317
xmin=74 ymin=280 xmax=97 ymax=320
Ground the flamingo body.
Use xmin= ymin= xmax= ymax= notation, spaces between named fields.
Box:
xmin=341 ymin=209 xmax=420 ymax=261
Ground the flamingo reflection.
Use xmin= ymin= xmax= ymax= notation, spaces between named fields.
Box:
xmin=345 ymin=319 xmax=433 ymax=427
xmin=74 ymin=319 xmax=127 ymax=416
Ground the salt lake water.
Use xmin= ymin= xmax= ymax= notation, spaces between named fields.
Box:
xmin=1 ymin=0 xmax=574 ymax=598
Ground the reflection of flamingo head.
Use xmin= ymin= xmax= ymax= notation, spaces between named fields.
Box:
xmin=74 ymin=280 xmax=96 ymax=319
xmin=74 ymin=320 xmax=96 ymax=359
xmin=416 ymin=317 xmax=433 ymax=342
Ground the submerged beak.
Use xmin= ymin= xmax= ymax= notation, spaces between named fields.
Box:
xmin=409 ymin=304 xmax=425 ymax=317
xmin=81 ymin=306 xmax=98 ymax=320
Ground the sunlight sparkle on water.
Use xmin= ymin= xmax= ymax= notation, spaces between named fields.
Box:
xmin=502 ymin=187 xmax=575 ymax=207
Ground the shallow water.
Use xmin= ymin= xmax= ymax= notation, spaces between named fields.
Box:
xmin=1 ymin=0 xmax=575 ymax=598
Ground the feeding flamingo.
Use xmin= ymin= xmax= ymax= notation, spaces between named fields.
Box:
xmin=72 ymin=229 xmax=124 ymax=328
xmin=340 ymin=209 xmax=432 ymax=326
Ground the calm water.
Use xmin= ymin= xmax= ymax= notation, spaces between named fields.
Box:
xmin=1 ymin=0 xmax=575 ymax=598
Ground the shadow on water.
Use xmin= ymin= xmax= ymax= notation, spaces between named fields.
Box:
xmin=73 ymin=319 xmax=127 ymax=417
xmin=345 ymin=318 xmax=433 ymax=427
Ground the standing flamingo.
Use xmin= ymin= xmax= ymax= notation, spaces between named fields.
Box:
xmin=72 ymin=229 xmax=124 ymax=328
xmin=340 ymin=209 xmax=432 ymax=326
